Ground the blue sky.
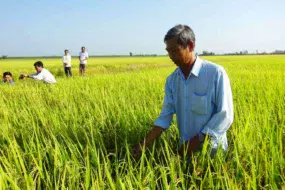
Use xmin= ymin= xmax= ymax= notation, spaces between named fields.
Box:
xmin=1 ymin=0 xmax=284 ymax=56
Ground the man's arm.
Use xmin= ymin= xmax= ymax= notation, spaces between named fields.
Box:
xmin=29 ymin=72 xmax=44 ymax=81
xmin=133 ymin=78 xmax=175 ymax=157
xmin=20 ymin=73 xmax=36 ymax=79
xmin=62 ymin=56 xmax=67 ymax=66
xmin=133 ymin=126 xmax=165 ymax=157
xmin=201 ymin=68 xmax=234 ymax=140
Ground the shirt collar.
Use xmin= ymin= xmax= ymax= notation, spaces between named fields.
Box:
xmin=37 ymin=68 xmax=44 ymax=74
xmin=190 ymin=56 xmax=203 ymax=77
xmin=176 ymin=56 xmax=203 ymax=78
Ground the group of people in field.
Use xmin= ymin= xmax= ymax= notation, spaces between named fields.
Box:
xmin=61 ymin=46 xmax=89 ymax=77
xmin=2 ymin=24 xmax=234 ymax=159
xmin=1 ymin=46 xmax=89 ymax=85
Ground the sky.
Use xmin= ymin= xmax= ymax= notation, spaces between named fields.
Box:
xmin=0 ymin=0 xmax=285 ymax=56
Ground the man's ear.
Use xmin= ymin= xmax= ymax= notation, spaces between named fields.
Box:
xmin=188 ymin=40 xmax=195 ymax=52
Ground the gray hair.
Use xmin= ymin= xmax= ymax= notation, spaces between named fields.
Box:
xmin=164 ymin=24 xmax=196 ymax=48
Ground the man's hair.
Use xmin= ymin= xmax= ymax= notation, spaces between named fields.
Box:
xmin=3 ymin=72 xmax=12 ymax=77
xmin=34 ymin=61 xmax=44 ymax=68
xmin=81 ymin=46 xmax=85 ymax=49
xmin=64 ymin=49 xmax=68 ymax=52
xmin=164 ymin=24 xmax=196 ymax=48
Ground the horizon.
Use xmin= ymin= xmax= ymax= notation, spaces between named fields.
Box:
xmin=3 ymin=50 xmax=284 ymax=58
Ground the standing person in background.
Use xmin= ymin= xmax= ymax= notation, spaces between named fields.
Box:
xmin=20 ymin=61 xmax=56 ymax=84
xmin=2 ymin=72 xmax=15 ymax=85
xmin=79 ymin=46 xmax=89 ymax=76
xmin=62 ymin=49 xmax=72 ymax=77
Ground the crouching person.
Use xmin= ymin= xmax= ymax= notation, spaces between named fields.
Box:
xmin=2 ymin=72 xmax=15 ymax=85
xmin=20 ymin=61 xmax=56 ymax=84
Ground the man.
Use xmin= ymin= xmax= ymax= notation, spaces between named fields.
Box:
xmin=2 ymin=72 xmax=15 ymax=85
xmin=133 ymin=24 xmax=234 ymax=158
xmin=20 ymin=61 xmax=56 ymax=84
xmin=62 ymin=49 xmax=72 ymax=77
xmin=79 ymin=46 xmax=89 ymax=76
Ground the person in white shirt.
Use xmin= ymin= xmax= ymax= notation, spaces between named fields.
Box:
xmin=62 ymin=49 xmax=72 ymax=77
xmin=78 ymin=46 xmax=89 ymax=76
xmin=20 ymin=61 xmax=56 ymax=84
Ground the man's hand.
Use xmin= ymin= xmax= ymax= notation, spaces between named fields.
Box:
xmin=132 ymin=141 xmax=145 ymax=158
xmin=179 ymin=134 xmax=201 ymax=157
xmin=132 ymin=126 xmax=164 ymax=158
xmin=19 ymin=74 xmax=28 ymax=79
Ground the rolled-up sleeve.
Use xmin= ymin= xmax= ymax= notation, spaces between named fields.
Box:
xmin=29 ymin=72 xmax=43 ymax=81
xmin=154 ymin=79 xmax=175 ymax=129
xmin=202 ymin=68 xmax=234 ymax=140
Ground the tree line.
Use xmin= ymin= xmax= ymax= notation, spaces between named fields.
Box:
xmin=200 ymin=50 xmax=285 ymax=56
xmin=1 ymin=50 xmax=285 ymax=59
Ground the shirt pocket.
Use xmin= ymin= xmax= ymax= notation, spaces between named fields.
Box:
xmin=190 ymin=93 xmax=208 ymax=115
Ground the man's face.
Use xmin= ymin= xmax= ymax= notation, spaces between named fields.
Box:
xmin=34 ymin=66 xmax=42 ymax=72
xmin=3 ymin=75 xmax=12 ymax=82
xmin=165 ymin=37 xmax=193 ymax=67
xmin=81 ymin=47 xmax=85 ymax=52
xmin=64 ymin=51 xmax=68 ymax=55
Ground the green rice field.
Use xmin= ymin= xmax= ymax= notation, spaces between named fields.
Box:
xmin=0 ymin=55 xmax=284 ymax=189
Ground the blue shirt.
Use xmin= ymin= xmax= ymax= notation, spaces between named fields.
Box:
xmin=154 ymin=56 xmax=234 ymax=150
xmin=1 ymin=80 xmax=15 ymax=85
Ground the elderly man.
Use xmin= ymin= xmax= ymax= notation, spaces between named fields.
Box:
xmin=20 ymin=61 xmax=56 ymax=84
xmin=133 ymin=24 xmax=234 ymax=158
